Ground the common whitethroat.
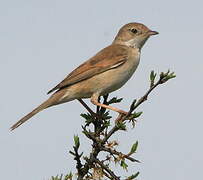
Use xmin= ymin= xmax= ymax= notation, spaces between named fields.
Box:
xmin=11 ymin=22 xmax=158 ymax=130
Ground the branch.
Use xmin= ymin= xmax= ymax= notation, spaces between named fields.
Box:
xmin=55 ymin=70 xmax=176 ymax=180
xmin=128 ymin=70 xmax=176 ymax=116
xmin=78 ymin=99 xmax=96 ymax=117
xmin=94 ymin=158 xmax=120 ymax=180
xmin=101 ymin=147 xmax=140 ymax=163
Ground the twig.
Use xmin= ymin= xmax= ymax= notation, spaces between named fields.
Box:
xmin=128 ymin=78 xmax=162 ymax=114
xmin=126 ymin=71 xmax=175 ymax=117
xmin=101 ymin=147 xmax=140 ymax=163
xmin=82 ymin=126 xmax=97 ymax=142
xmin=77 ymin=99 xmax=96 ymax=117
xmin=100 ymin=72 xmax=175 ymax=161
xmin=94 ymin=158 xmax=120 ymax=180
xmin=101 ymin=126 xmax=119 ymax=144
xmin=102 ymin=170 xmax=112 ymax=179
xmin=69 ymin=147 xmax=83 ymax=179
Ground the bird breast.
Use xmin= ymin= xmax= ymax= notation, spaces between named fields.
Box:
xmin=96 ymin=49 xmax=141 ymax=95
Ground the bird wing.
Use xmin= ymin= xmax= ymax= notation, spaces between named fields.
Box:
xmin=47 ymin=44 xmax=129 ymax=94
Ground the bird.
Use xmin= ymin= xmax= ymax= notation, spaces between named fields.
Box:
xmin=10 ymin=22 xmax=158 ymax=131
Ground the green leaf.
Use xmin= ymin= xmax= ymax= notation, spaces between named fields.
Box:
xmin=160 ymin=71 xmax=176 ymax=83
xmin=103 ymin=120 xmax=110 ymax=128
xmin=80 ymin=113 xmax=90 ymax=119
xmin=133 ymin=111 xmax=143 ymax=118
xmin=130 ymin=99 xmax=137 ymax=110
xmin=168 ymin=72 xmax=176 ymax=79
xmin=107 ymin=97 xmax=123 ymax=104
xmin=101 ymin=111 xmax=112 ymax=120
xmin=150 ymin=70 xmax=156 ymax=82
xmin=80 ymin=113 xmax=93 ymax=121
xmin=64 ymin=172 xmax=73 ymax=180
xmin=80 ymin=113 xmax=94 ymax=125
xmin=127 ymin=172 xmax=140 ymax=180
xmin=74 ymin=135 xmax=80 ymax=149
xmin=51 ymin=174 xmax=63 ymax=180
xmin=116 ymin=121 xmax=126 ymax=130
xmin=150 ymin=70 xmax=157 ymax=87
xmin=130 ymin=141 xmax=138 ymax=154
xmin=129 ymin=112 xmax=143 ymax=120
xmin=120 ymin=159 xmax=128 ymax=170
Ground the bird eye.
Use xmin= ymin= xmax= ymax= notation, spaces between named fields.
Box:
xmin=130 ymin=28 xmax=138 ymax=34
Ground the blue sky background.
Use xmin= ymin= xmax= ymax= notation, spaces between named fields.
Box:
xmin=1 ymin=0 xmax=203 ymax=179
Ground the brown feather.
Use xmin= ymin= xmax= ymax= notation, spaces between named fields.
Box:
xmin=47 ymin=44 xmax=129 ymax=94
xmin=10 ymin=99 xmax=52 ymax=131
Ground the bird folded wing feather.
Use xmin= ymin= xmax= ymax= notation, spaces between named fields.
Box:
xmin=47 ymin=45 xmax=129 ymax=94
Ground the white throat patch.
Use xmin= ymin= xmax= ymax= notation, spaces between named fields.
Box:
xmin=123 ymin=39 xmax=138 ymax=48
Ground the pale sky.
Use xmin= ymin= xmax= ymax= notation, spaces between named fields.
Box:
xmin=1 ymin=0 xmax=203 ymax=179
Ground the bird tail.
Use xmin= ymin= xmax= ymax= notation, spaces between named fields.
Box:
xmin=10 ymin=99 xmax=52 ymax=131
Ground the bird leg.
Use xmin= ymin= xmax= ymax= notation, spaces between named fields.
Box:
xmin=91 ymin=94 xmax=128 ymax=115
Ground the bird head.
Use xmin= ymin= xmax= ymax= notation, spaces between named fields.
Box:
xmin=113 ymin=22 xmax=158 ymax=49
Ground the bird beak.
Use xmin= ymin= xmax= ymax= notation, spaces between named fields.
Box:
xmin=148 ymin=30 xmax=159 ymax=36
